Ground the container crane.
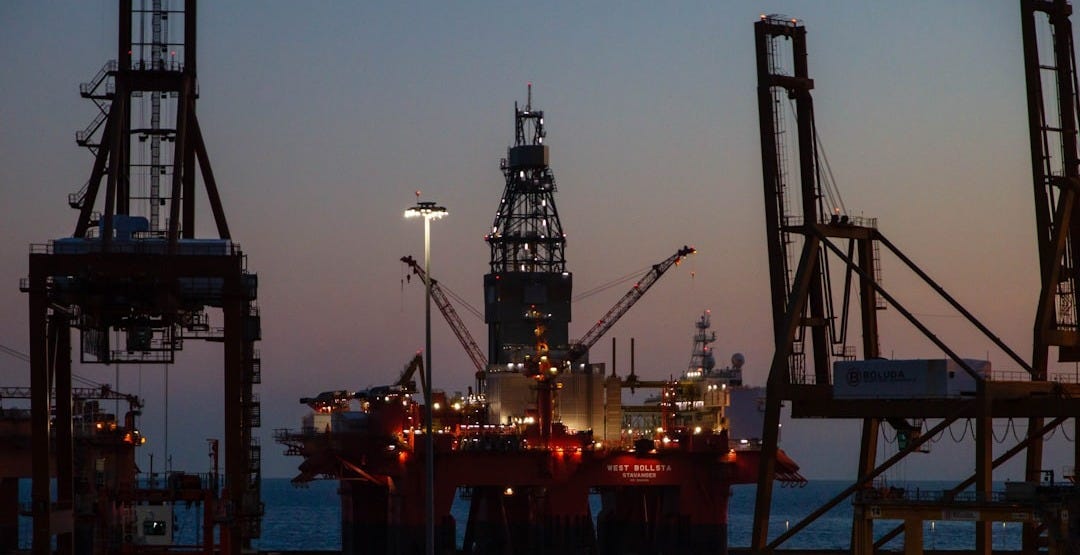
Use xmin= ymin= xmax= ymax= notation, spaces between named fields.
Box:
xmin=401 ymin=256 xmax=488 ymax=375
xmin=567 ymin=245 xmax=696 ymax=361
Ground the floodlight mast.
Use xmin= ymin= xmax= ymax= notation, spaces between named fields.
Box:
xmin=404 ymin=197 xmax=447 ymax=555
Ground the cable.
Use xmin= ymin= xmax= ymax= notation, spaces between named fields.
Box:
xmin=881 ymin=424 xmax=896 ymax=444
xmin=572 ymin=264 xmax=652 ymax=302
xmin=1008 ymin=418 xmax=1021 ymax=443
xmin=441 ymin=286 xmax=483 ymax=321
xmin=0 ymin=343 xmax=30 ymax=362
xmin=948 ymin=420 xmax=968 ymax=442
xmin=992 ymin=421 xmax=1006 ymax=444
xmin=1 ymin=341 xmax=105 ymax=389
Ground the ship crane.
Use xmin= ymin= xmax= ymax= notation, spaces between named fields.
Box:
xmin=401 ymin=255 xmax=488 ymax=374
xmin=0 ymin=385 xmax=142 ymax=410
xmin=393 ymin=351 xmax=426 ymax=394
xmin=568 ymin=245 xmax=696 ymax=361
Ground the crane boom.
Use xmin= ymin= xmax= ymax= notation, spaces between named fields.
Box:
xmin=0 ymin=385 xmax=142 ymax=409
xmin=570 ymin=246 xmax=696 ymax=360
xmin=394 ymin=352 xmax=426 ymax=394
xmin=401 ymin=256 xmax=489 ymax=373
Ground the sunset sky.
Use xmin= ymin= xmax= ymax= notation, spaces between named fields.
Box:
xmin=0 ymin=1 xmax=1073 ymax=481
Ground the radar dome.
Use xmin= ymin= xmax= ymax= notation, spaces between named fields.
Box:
xmin=731 ymin=353 xmax=745 ymax=369
xmin=703 ymin=353 xmax=716 ymax=371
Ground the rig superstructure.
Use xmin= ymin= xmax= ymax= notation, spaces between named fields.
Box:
xmin=484 ymin=84 xmax=571 ymax=366
xmin=277 ymin=93 xmax=803 ymax=555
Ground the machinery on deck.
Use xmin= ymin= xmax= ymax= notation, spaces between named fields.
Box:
xmin=403 ymin=244 xmax=696 ymax=393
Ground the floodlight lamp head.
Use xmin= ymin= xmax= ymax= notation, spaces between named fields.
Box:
xmin=404 ymin=201 xmax=448 ymax=220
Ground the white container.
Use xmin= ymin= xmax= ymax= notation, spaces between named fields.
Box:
xmin=726 ymin=386 xmax=766 ymax=440
xmin=833 ymin=359 xmax=988 ymax=399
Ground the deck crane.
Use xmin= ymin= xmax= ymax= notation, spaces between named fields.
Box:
xmin=401 ymin=256 xmax=489 ymax=374
xmin=393 ymin=352 xmax=426 ymax=395
xmin=403 ymin=246 xmax=695 ymax=371
xmin=567 ymin=246 xmax=696 ymax=361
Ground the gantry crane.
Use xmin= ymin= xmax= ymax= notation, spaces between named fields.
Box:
xmin=24 ymin=2 xmax=261 ymax=552
xmin=751 ymin=11 xmax=1080 ymax=554
xmin=1021 ymin=0 xmax=1080 ymax=548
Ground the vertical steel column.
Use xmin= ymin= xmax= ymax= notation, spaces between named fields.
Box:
xmin=755 ymin=21 xmax=790 ymax=334
xmin=752 ymin=237 xmax=821 ymax=551
xmin=423 ymin=215 xmax=436 ymax=555
xmin=1019 ymin=0 xmax=1071 ymax=544
xmin=751 ymin=394 xmax=782 ymax=553
xmin=850 ymin=505 xmax=867 ymax=554
xmin=857 ymin=238 xmax=881 ymax=359
xmin=116 ymin=0 xmax=132 ymax=215
xmin=29 ymin=269 xmax=50 ymax=555
xmin=852 ymin=237 xmax=880 ymax=549
xmin=1020 ymin=5 xmax=1049 ymax=548
xmin=223 ymin=271 xmax=244 ymax=555
xmin=790 ymin=28 xmax=831 ymax=383
xmin=1051 ymin=1 xmax=1080 ymax=361
xmin=974 ymin=382 xmax=992 ymax=554
xmin=182 ymin=1 xmax=197 ymax=238
xmin=903 ymin=518 xmax=922 ymax=555
xmin=53 ymin=314 xmax=73 ymax=555
xmin=850 ymin=420 xmax=878 ymax=552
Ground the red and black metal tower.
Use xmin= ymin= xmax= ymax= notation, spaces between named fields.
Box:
xmin=24 ymin=1 xmax=261 ymax=553
xmin=1020 ymin=0 xmax=1080 ymax=547
xmin=484 ymin=85 xmax=573 ymax=365
xmin=751 ymin=10 xmax=1080 ymax=554
xmin=751 ymin=15 xmax=887 ymax=549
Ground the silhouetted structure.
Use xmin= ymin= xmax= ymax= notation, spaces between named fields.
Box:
xmin=23 ymin=1 xmax=261 ymax=553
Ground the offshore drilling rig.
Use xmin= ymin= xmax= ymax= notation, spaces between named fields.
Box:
xmin=277 ymin=90 xmax=804 ymax=555
xmin=21 ymin=2 xmax=261 ymax=553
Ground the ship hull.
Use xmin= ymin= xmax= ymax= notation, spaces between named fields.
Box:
xmin=284 ymin=430 xmax=802 ymax=555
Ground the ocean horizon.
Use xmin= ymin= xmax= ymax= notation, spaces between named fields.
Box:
xmin=18 ymin=478 xmax=1026 ymax=551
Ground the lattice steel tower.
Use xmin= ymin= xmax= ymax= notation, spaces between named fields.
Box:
xmin=483 ymin=86 xmax=572 ymax=364
xmin=26 ymin=2 xmax=261 ymax=553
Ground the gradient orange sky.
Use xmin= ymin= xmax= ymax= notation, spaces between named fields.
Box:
xmin=0 ymin=1 xmax=1071 ymax=480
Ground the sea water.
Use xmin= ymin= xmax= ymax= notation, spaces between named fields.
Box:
xmin=17 ymin=479 xmax=1024 ymax=550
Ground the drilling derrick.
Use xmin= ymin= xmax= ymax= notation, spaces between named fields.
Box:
xmin=484 ymin=85 xmax=573 ymax=366
xmin=23 ymin=2 xmax=261 ymax=553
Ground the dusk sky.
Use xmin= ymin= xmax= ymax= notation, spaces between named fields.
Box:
xmin=1 ymin=1 xmax=1073 ymax=482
